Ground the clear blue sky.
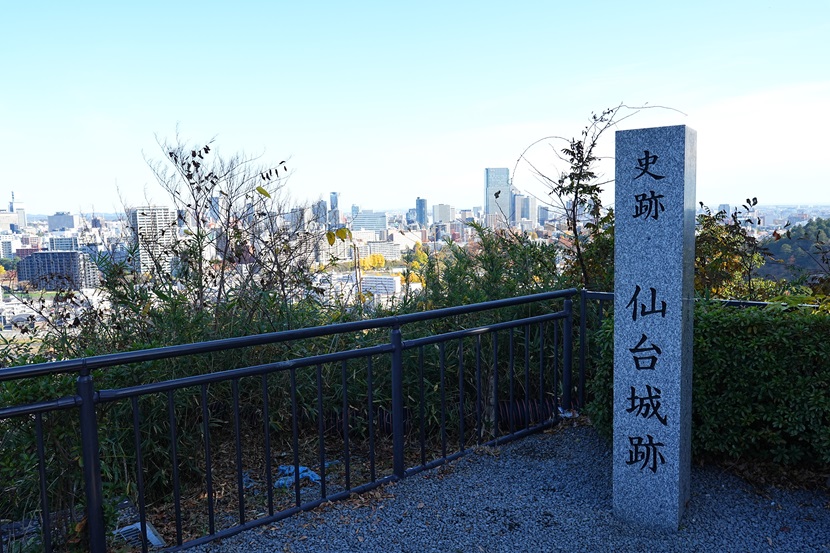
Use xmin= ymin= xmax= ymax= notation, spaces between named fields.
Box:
xmin=2 ymin=1 xmax=828 ymax=215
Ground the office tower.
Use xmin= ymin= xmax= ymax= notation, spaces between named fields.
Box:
xmin=286 ymin=207 xmax=311 ymax=231
xmin=350 ymin=210 xmax=388 ymax=231
xmin=48 ymin=212 xmax=78 ymax=232
xmin=329 ymin=192 xmax=341 ymax=228
xmin=312 ymin=200 xmax=328 ymax=227
xmin=351 ymin=205 xmax=360 ymax=220
xmin=416 ymin=197 xmax=428 ymax=228
xmin=209 ymin=196 xmax=222 ymax=221
xmin=526 ymin=196 xmax=536 ymax=224
xmin=128 ymin=206 xmax=176 ymax=274
xmin=484 ymin=168 xmax=510 ymax=227
xmin=405 ymin=208 xmax=417 ymax=225
xmin=512 ymin=193 xmax=526 ymax=224
xmin=432 ymin=204 xmax=455 ymax=224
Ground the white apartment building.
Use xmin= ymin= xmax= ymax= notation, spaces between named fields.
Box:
xmin=128 ymin=206 xmax=176 ymax=274
xmin=49 ymin=235 xmax=80 ymax=251
xmin=367 ymin=241 xmax=402 ymax=261
xmin=0 ymin=237 xmax=21 ymax=258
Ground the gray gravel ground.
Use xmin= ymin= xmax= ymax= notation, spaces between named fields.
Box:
xmin=189 ymin=423 xmax=830 ymax=552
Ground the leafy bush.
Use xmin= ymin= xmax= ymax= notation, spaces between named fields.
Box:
xmin=586 ymin=303 xmax=830 ymax=467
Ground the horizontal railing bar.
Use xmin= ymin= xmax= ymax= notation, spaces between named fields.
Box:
xmin=0 ymin=289 xmax=577 ymax=382
xmin=583 ymin=291 xmax=614 ymax=300
xmin=164 ymin=475 xmax=397 ymax=552
xmin=0 ymin=395 xmax=79 ymax=419
xmin=403 ymin=311 xmax=567 ymax=349
xmin=98 ymin=344 xmax=392 ymax=402
xmin=391 ymin=288 xmax=576 ymax=324
xmin=715 ymin=299 xmax=819 ymax=308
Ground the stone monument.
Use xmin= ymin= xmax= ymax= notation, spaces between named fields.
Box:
xmin=613 ymin=125 xmax=696 ymax=530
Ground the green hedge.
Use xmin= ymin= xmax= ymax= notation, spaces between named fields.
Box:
xmin=586 ymin=303 xmax=830 ymax=466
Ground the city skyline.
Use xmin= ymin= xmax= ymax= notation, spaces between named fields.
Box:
xmin=2 ymin=2 xmax=828 ymax=214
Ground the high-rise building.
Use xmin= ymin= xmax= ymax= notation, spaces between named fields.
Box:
xmin=0 ymin=237 xmax=20 ymax=258
xmin=484 ymin=168 xmax=511 ymax=227
xmin=17 ymin=251 xmax=99 ymax=290
xmin=209 ymin=197 xmax=222 ymax=221
xmin=47 ymin=212 xmax=78 ymax=232
xmin=286 ymin=207 xmax=312 ymax=231
xmin=405 ymin=208 xmax=417 ymax=225
xmin=128 ymin=206 xmax=176 ymax=274
xmin=432 ymin=204 xmax=455 ymax=224
xmin=512 ymin=194 xmax=526 ymax=224
xmin=415 ymin=197 xmax=428 ymax=228
xmin=329 ymin=192 xmax=341 ymax=228
xmin=311 ymin=200 xmax=328 ymax=227
xmin=49 ymin=236 xmax=80 ymax=251
xmin=526 ymin=196 xmax=537 ymax=224
xmin=351 ymin=204 xmax=360 ymax=220
xmin=350 ymin=210 xmax=388 ymax=231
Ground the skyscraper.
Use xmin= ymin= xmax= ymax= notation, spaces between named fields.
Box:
xmin=312 ymin=200 xmax=328 ymax=227
xmin=512 ymin=193 xmax=526 ymax=224
xmin=484 ymin=168 xmax=510 ymax=227
xmin=432 ymin=204 xmax=455 ymax=224
xmin=329 ymin=192 xmax=341 ymax=228
xmin=128 ymin=206 xmax=176 ymax=274
xmin=415 ymin=197 xmax=428 ymax=228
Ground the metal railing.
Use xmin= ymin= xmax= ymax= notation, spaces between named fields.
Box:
xmin=0 ymin=288 xmax=589 ymax=552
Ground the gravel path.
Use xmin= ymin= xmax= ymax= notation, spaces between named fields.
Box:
xmin=189 ymin=423 xmax=830 ymax=552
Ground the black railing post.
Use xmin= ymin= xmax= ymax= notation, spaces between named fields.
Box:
xmin=579 ymin=289 xmax=588 ymax=409
xmin=77 ymin=363 xmax=106 ymax=553
xmin=390 ymin=323 xmax=405 ymax=479
xmin=562 ymin=299 xmax=574 ymax=412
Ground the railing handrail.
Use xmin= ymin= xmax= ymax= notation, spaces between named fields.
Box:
xmin=1 ymin=288 xmax=581 ymax=553
xmin=0 ymin=288 xmax=578 ymax=383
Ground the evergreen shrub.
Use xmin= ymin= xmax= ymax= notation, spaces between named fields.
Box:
xmin=586 ymin=303 xmax=830 ymax=466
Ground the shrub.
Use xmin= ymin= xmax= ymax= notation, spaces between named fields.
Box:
xmin=586 ymin=303 xmax=830 ymax=467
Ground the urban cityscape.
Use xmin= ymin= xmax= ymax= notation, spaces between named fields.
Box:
xmin=0 ymin=167 xmax=829 ymax=332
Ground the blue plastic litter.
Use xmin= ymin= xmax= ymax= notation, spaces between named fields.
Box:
xmin=241 ymin=471 xmax=257 ymax=489
xmin=274 ymin=465 xmax=321 ymax=488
